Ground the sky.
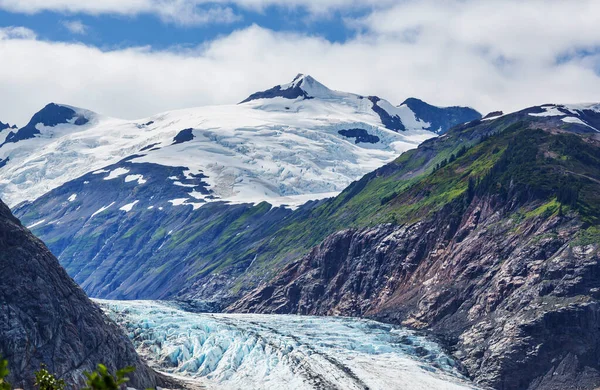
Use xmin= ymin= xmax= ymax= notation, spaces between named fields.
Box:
xmin=0 ymin=0 xmax=599 ymax=125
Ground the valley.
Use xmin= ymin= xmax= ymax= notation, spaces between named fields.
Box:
xmin=2 ymin=76 xmax=600 ymax=390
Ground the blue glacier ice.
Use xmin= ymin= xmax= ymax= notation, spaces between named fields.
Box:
xmin=97 ymin=300 xmax=480 ymax=390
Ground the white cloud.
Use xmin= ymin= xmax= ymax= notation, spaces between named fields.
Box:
xmin=154 ymin=3 xmax=241 ymax=25
xmin=62 ymin=20 xmax=88 ymax=35
xmin=1 ymin=1 xmax=600 ymax=126
xmin=0 ymin=26 xmax=36 ymax=40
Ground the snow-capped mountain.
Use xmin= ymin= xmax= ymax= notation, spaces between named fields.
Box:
xmin=0 ymin=74 xmax=480 ymax=208
xmin=6 ymin=75 xmax=482 ymax=301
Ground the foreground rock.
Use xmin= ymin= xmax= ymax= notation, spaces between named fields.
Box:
xmin=0 ymin=199 xmax=159 ymax=389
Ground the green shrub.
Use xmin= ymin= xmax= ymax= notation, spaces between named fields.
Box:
xmin=35 ymin=365 xmax=66 ymax=390
xmin=0 ymin=358 xmax=140 ymax=390
xmin=83 ymin=364 xmax=135 ymax=390
xmin=0 ymin=357 xmax=10 ymax=390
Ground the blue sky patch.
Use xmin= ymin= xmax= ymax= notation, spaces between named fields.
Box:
xmin=0 ymin=5 xmax=365 ymax=50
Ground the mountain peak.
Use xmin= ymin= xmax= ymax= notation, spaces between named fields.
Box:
xmin=240 ymin=73 xmax=334 ymax=104
xmin=285 ymin=73 xmax=320 ymax=88
xmin=399 ymin=97 xmax=482 ymax=134
xmin=1 ymin=103 xmax=91 ymax=147
xmin=0 ymin=121 xmax=16 ymax=131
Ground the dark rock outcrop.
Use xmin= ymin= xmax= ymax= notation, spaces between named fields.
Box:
xmin=401 ymin=97 xmax=482 ymax=134
xmin=368 ymin=96 xmax=406 ymax=131
xmin=172 ymin=128 xmax=195 ymax=145
xmin=0 ymin=199 xmax=158 ymax=389
xmin=338 ymin=129 xmax=380 ymax=144
xmin=0 ymin=122 xmax=16 ymax=132
xmin=483 ymin=111 xmax=504 ymax=119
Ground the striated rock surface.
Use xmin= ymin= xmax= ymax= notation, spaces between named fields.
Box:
xmin=230 ymin=195 xmax=600 ymax=389
xmin=0 ymin=199 xmax=159 ymax=389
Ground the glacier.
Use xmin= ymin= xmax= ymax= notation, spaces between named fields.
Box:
xmin=97 ymin=300 xmax=479 ymax=390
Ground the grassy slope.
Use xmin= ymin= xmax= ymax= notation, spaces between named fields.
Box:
xmin=224 ymin=119 xmax=600 ymax=291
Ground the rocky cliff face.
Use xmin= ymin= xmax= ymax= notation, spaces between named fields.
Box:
xmin=0 ymin=199 xmax=158 ymax=389
xmin=230 ymin=194 xmax=600 ymax=389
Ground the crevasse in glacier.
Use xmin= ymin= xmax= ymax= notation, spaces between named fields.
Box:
xmin=97 ymin=300 xmax=479 ymax=390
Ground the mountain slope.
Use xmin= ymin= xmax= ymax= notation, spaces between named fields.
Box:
xmin=0 ymin=198 xmax=158 ymax=389
xmin=229 ymin=108 xmax=600 ymax=389
xmin=9 ymin=75 xmax=480 ymax=301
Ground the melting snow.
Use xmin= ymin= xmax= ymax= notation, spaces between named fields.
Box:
xmin=91 ymin=202 xmax=115 ymax=217
xmin=529 ymin=105 xmax=565 ymax=117
xmin=103 ymin=168 xmax=130 ymax=180
xmin=125 ymin=174 xmax=147 ymax=184
xmin=119 ymin=200 xmax=139 ymax=212
xmin=169 ymin=198 xmax=203 ymax=210
xmin=482 ymin=113 xmax=504 ymax=121
xmin=97 ymin=300 xmax=479 ymax=390
xmin=561 ymin=116 xmax=598 ymax=131
xmin=68 ymin=193 xmax=77 ymax=202
xmin=188 ymin=190 xmax=205 ymax=199
xmin=168 ymin=198 xmax=189 ymax=206
xmin=172 ymin=181 xmax=196 ymax=188
xmin=27 ymin=219 xmax=45 ymax=229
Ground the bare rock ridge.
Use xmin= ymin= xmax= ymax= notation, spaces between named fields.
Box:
xmin=0 ymin=198 xmax=158 ymax=389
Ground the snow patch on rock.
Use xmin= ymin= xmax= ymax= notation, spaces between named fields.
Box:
xmin=104 ymin=168 xmax=130 ymax=180
xmin=125 ymin=174 xmax=147 ymax=185
xmin=91 ymin=202 xmax=115 ymax=217
xmin=120 ymin=200 xmax=139 ymax=213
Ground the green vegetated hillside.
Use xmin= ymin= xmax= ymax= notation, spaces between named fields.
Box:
xmin=218 ymin=112 xmax=600 ymax=298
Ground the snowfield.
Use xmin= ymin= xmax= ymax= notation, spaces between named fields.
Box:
xmin=0 ymin=75 xmax=436 ymax=208
xmin=97 ymin=300 xmax=479 ymax=390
